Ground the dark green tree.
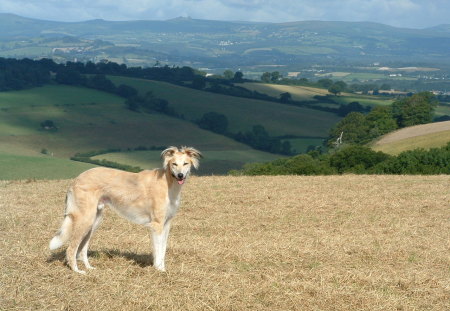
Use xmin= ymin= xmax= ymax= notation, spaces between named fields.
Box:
xmin=317 ymin=78 xmax=333 ymax=88
xmin=279 ymin=92 xmax=292 ymax=103
xmin=223 ymin=70 xmax=234 ymax=80
xmin=233 ymin=71 xmax=244 ymax=82
xmin=327 ymin=112 xmax=370 ymax=146
xmin=392 ymin=92 xmax=438 ymax=127
xmin=270 ymin=71 xmax=281 ymax=82
xmin=261 ymin=72 xmax=271 ymax=83
xmin=197 ymin=112 xmax=229 ymax=134
xmin=328 ymin=81 xmax=347 ymax=96
xmin=365 ymin=106 xmax=398 ymax=138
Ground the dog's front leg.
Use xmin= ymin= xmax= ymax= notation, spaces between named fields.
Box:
xmin=151 ymin=224 xmax=165 ymax=271
xmin=151 ymin=220 xmax=172 ymax=272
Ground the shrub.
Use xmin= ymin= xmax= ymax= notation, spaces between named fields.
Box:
xmin=329 ymin=145 xmax=391 ymax=174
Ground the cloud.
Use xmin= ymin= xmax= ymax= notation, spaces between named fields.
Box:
xmin=0 ymin=0 xmax=448 ymax=28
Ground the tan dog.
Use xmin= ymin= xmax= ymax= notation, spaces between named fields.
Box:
xmin=49 ymin=146 xmax=201 ymax=274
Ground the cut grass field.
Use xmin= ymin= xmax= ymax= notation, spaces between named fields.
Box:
xmin=237 ymin=82 xmax=394 ymax=107
xmin=1 ymin=175 xmax=448 ymax=310
xmin=372 ymin=121 xmax=450 ymax=155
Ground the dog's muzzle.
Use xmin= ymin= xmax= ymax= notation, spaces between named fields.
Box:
xmin=172 ymin=172 xmax=186 ymax=185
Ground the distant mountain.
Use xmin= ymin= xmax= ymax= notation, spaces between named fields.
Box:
xmin=1 ymin=13 xmax=450 ymax=68
xmin=426 ymin=24 xmax=450 ymax=33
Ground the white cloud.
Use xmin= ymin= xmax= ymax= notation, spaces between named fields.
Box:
xmin=0 ymin=0 xmax=448 ymax=28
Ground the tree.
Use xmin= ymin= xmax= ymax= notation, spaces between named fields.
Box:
xmin=327 ymin=112 xmax=370 ymax=146
xmin=279 ymin=92 xmax=292 ymax=103
xmin=338 ymin=101 xmax=366 ymax=116
xmin=270 ymin=71 xmax=281 ymax=82
xmin=116 ymin=84 xmax=138 ymax=98
xmin=328 ymin=81 xmax=347 ymax=96
xmin=233 ymin=71 xmax=244 ymax=82
xmin=87 ymin=74 xmax=116 ymax=92
xmin=192 ymin=76 xmax=206 ymax=89
xmin=317 ymin=78 xmax=333 ymax=88
xmin=55 ymin=68 xmax=85 ymax=85
xmin=329 ymin=145 xmax=391 ymax=174
xmin=365 ymin=106 xmax=398 ymax=138
xmin=223 ymin=70 xmax=234 ymax=80
xmin=392 ymin=92 xmax=438 ymax=127
xmin=197 ymin=112 xmax=228 ymax=134
xmin=380 ymin=83 xmax=391 ymax=90
xmin=261 ymin=72 xmax=271 ymax=83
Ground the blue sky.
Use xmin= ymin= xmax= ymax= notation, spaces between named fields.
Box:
xmin=0 ymin=0 xmax=448 ymax=28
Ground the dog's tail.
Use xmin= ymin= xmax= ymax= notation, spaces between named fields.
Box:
xmin=49 ymin=190 xmax=75 ymax=250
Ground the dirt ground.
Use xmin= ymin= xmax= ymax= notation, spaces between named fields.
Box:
xmin=1 ymin=175 xmax=449 ymax=310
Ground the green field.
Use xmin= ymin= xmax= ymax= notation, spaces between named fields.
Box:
xmin=283 ymin=137 xmax=326 ymax=153
xmin=0 ymin=152 xmax=95 ymax=180
xmin=108 ymin=77 xmax=341 ymax=138
xmin=330 ymin=95 xmax=394 ymax=107
xmin=0 ymin=84 xmax=295 ymax=178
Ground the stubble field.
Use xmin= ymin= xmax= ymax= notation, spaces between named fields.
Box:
xmin=0 ymin=175 xmax=449 ymax=310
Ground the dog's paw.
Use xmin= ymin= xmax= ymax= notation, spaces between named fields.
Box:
xmin=73 ymin=268 xmax=87 ymax=275
xmin=154 ymin=265 xmax=166 ymax=272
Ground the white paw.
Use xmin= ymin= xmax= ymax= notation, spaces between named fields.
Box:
xmin=74 ymin=268 xmax=86 ymax=275
xmin=154 ymin=265 xmax=166 ymax=272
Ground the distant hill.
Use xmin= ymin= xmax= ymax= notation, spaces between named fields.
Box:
xmin=2 ymin=13 xmax=450 ymax=68
xmin=372 ymin=121 xmax=450 ymax=154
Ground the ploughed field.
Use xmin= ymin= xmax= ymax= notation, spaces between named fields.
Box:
xmin=1 ymin=175 xmax=448 ymax=310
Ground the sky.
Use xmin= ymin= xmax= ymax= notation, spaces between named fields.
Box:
xmin=0 ymin=0 xmax=449 ymax=29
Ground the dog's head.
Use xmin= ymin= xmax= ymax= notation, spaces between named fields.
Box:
xmin=161 ymin=146 xmax=202 ymax=185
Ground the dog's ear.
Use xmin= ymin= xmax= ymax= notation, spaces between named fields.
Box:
xmin=183 ymin=147 xmax=202 ymax=169
xmin=161 ymin=146 xmax=178 ymax=168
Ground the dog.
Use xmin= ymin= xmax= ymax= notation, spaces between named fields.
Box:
xmin=49 ymin=146 xmax=201 ymax=274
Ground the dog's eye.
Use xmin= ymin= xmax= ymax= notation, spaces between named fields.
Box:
xmin=183 ymin=163 xmax=189 ymax=166
xmin=172 ymin=163 xmax=178 ymax=167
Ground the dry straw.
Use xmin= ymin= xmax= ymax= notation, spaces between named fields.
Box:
xmin=1 ymin=175 xmax=449 ymax=310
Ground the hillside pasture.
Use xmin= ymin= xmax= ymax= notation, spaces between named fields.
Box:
xmin=372 ymin=120 xmax=450 ymax=154
xmin=237 ymin=82 xmax=394 ymax=108
xmin=0 ymin=152 xmax=95 ymax=180
xmin=0 ymin=85 xmax=281 ymax=178
xmin=1 ymin=175 xmax=448 ymax=310
xmin=236 ymin=82 xmax=330 ymax=101
xmin=108 ymin=77 xmax=341 ymax=138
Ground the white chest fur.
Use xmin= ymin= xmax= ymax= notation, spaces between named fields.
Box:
xmin=166 ymin=184 xmax=182 ymax=223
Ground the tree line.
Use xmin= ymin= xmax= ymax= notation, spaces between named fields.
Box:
xmin=232 ymin=143 xmax=450 ymax=176
xmin=327 ymin=92 xmax=438 ymax=146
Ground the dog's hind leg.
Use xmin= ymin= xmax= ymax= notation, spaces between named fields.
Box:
xmin=66 ymin=218 xmax=95 ymax=274
xmin=77 ymin=208 xmax=103 ymax=270
xmin=66 ymin=196 xmax=98 ymax=274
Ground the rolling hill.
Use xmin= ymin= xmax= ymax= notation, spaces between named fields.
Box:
xmin=237 ymin=82 xmax=395 ymax=108
xmin=107 ymin=76 xmax=341 ymax=137
xmin=372 ymin=120 xmax=450 ymax=154
xmin=2 ymin=13 xmax=450 ymax=69
xmin=0 ymin=84 xmax=294 ymax=179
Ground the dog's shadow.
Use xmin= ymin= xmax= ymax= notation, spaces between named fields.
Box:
xmin=47 ymin=249 xmax=153 ymax=268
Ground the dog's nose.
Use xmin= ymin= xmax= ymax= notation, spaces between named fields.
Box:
xmin=177 ymin=173 xmax=184 ymax=179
